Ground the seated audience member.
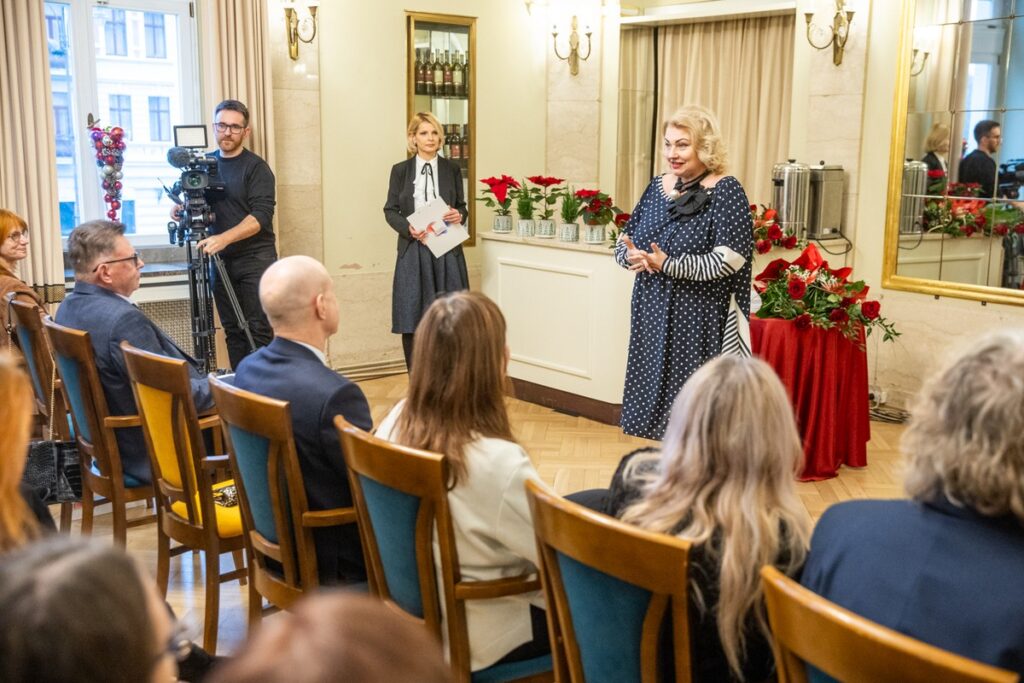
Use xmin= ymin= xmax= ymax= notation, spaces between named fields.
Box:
xmin=0 ymin=537 xmax=178 ymax=683
xmin=376 ymin=291 xmax=547 ymax=672
xmin=0 ymin=353 xmax=55 ymax=552
xmin=209 ymin=592 xmax=451 ymax=683
xmin=610 ymin=355 xmax=810 ymax=683
xmin=55 ymin=220 xmax=212 ymax=485
xmin=233 ymin=255 xmax=372 ymax=584
xmin=0 ymin=209 xmax=45 ymax=349
xmin=801 ymin=331 xmax=1024 ymax=675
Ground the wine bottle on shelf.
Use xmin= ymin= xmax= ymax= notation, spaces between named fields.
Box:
xmin=442 ymin=125 xmax=452 ymax=158
xmin=453 ymin=53 xmax=465 ymax=97
xmin=463 ymin=53 xmax=470 ymax=98
xmin=433 ymin=50 xmax=444 ymax=98
xmin=461 ymin=124 xmax=469 ymax=165
xmin=425 ymin=50 xmax=435 ymax=96
xmin=414 ymin=49 xmax=425 ymax=95
xmin=450 ymin=125 xmax=461 ymax=160
xmin=443 ymin=50 xmax=454 ymax=97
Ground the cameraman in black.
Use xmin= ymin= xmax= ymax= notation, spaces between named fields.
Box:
xmin=174 ymin=99 xmax=276 ymax=369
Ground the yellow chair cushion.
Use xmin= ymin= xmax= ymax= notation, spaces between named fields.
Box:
xmin=170 ymin=480 xmax=243 ymax=539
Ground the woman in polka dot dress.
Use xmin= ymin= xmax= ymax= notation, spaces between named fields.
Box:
xmin=615 ymin=105 xmax=753 ymax=440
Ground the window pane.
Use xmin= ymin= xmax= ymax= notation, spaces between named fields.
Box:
xmin=99 ymin=8 xmax=127 ymax=57
xmin=145 ymin=12 xmax=166 ymax=59
xmin=47 ymin=1 xmax=81 ymax=235
xmin=108 ymin=94 xmax=132 ymax=140
xmin=149 ymin=96 xmax=170 ymax=141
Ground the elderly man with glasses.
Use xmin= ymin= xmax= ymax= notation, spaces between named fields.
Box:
xmin=172 ymin=98 xmax=277 ymax=370
xmin=55 ymin=220 xmax=213 ymax=485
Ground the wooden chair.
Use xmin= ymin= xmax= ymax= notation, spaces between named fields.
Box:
xmin=336 ymin=416 xmax=553 ymax=683
xmin=43 ymin=318 xmax=155 ymax=544
xmin=121 ymin=343 xmax=246 ymax=654
xmin=9 ymin=299 xmax=73 ymax=531
xmin=209 ymin=375 xmax=359 ymax=627
xmin=760 ymin=566 xmax=1019 ymax=683
xmin=525 ymin=478 xmax=693 ymax=683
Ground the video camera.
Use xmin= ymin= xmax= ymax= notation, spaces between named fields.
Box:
xmin=998 ymin=158 xmax=1024 ymax=200
xmin=165 ymin=125 xmax=225 ymax=246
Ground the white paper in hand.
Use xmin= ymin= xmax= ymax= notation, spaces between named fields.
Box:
xmin=407 ymin=197 xmax=469 ymax=258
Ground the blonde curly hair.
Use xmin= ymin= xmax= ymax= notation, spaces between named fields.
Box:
xmin=663 ymin=105 xmax=727 ymax=175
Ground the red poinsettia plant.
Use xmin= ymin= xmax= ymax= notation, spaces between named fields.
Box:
xmin=526 ymin=176 xmax=565 ymax=220
xmin=754 ymin=244 xmax=899 ymax=344
xmin=751 ymin=204 xmax=803 ymax=254
xmin=606 ymin=212 xmax=632 ymax=247
xmin=477 ymin=175 xmax=520 ymax=216
xmin=572 ymin=188 xmax=621 ymax=226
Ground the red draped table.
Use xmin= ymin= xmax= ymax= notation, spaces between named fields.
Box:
xmin=750 ymin=317 xmax=870 ymax=481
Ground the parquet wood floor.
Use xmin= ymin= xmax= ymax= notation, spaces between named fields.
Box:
xmin=67 ymin=373 xmax=908 ymax=656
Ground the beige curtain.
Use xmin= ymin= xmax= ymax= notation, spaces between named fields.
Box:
xmin=654 ymin=14 xmax=794 ymax=206
xmin=0 ymin=0 xmax=64 ymax=303
xmin=616 ymin=27 xmax=656 ymax=212
xmin=198 ymin=0 xmax=275 ymax=167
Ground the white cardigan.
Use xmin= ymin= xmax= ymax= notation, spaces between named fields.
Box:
xmin=376 ymin=402 xmax=544 ymax=671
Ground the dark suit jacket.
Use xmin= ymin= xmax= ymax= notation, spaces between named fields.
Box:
xmin=801 ymin=498 xmax=1024 ymax=675
xmin=233 ymin=337 xmax=373 ymax=584
xmin=54 ymin=281 xmax=212 ymax=484
xmin=959 ymin=149 xmax=997 ymax=198
xmin=921 ymin=151 xmax=946 ymax=174
xmin=383 ymin=156 xmax=470 ymax=333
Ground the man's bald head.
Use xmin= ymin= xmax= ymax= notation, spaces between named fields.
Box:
xmin=259 ymin=256 xmax=334 ymax=331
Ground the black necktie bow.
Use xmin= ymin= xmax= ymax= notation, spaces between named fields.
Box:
xmin=421 ymin=164 xmax=436 ymax=202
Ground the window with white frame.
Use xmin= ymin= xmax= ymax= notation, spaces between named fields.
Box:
xmin=45 ymin=0 xmax=199 ymax=241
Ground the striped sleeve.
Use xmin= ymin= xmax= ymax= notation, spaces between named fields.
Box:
xmin=614 ymin=236 xmax=630 ymax=269
xmin=661 ymin=245 xmax=746 ymax=281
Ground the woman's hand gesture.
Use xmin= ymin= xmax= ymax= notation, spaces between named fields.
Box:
xmin=622 ymin=235 xmax=653 ymax=273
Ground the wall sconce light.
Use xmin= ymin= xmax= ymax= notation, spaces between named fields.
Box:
xmin=910 ymin=49 xmax=930 ymax=76
xmin=552 ymin=15 xmax=592 ymax=76
xmin=284 ymin=2 xmax=319 ymax=61
xmin=804 ymin=0 xmax=854 ymax=66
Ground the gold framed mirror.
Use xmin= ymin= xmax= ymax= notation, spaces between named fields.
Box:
xmin=883 ymin=0 xmax=1024 ymax=306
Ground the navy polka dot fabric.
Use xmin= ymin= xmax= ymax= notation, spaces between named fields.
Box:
xmin=618 ymin=176 xmax=753 ymax=439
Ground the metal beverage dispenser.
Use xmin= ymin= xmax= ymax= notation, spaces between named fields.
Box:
xmin=772 ymin=159 xmax=810 ymax=238
xmin=901 ymin=159 xmax=928 ymax=234
xmin=808 ymin=163 xmax=844 ymax=238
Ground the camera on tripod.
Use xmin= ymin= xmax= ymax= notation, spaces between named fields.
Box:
xmin=166 ymin=125 xmax=224 ymax=245
xmin=998 ymin=159 xmax=1024 ymax=200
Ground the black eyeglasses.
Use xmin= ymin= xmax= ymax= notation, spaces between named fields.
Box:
xmin=92 ymin=252 xmax=140 ymax=272
xmin=213 ymin=122 xmax=245 ymax=134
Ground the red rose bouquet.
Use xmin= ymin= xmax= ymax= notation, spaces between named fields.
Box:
xmin=526 ymin=176 xmax=565 ymax=221
xmin=751 ymin=204 xmax=803 ymax=254
xmin=754 ymin=244 xmax=899 ymax=343
xmin=920 ymin=180 xmax=1024 ymax=237
xmin=477 ymin=175 xmax=520 ymax=216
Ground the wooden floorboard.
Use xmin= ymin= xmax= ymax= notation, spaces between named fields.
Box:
xmin=60 ymin=373 xmax=908 ymax=656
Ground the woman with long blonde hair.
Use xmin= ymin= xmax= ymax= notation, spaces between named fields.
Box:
xmin=0 ymin=353 xmax=51 ymax=552
xmin=375 ymin=291 xmax=548 ymax=672
xmin=613 ymin=354 xmax=809 ymax=682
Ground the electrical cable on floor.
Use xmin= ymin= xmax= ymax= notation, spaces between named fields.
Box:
xmin=869 ymin=404 xmax=909 ymax=423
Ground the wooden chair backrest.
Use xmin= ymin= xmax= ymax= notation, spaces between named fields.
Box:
xmin=43 ymin=318 xmax=125 ymax=483
xmin=525 ymin=479 xmax=692 ymax=683
xmin=209 ymin=375 xmax=319 ymax=592
xmin=760 ymin=566 xmax=1019 ymax=683
xmin=10 ymin=300 xmax=69 ymax=440
xmin=335 ymin=417 xmax=466 ymax=665
xmin=121 ymin=343 xmax=210 ymax=528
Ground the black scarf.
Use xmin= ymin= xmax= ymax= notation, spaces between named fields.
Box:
xmin=668 ymin=171 xmax=711 ymax=220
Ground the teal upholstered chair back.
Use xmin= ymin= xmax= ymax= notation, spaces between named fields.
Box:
xmin=760 ymin=566 xmax=1019 ymax=683
xmin=526 ymin=479 xmax=693 ymax=683
xmin=209 ymin=375 xmax=318 ymax=593
xmin=10 ymin=301 xmax=73 ymax=440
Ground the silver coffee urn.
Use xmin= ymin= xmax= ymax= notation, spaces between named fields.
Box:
xmin=808 ymin=162 xmax=844 ymax=238
xmin=901 ymin=159 xmax=928 ymax=234
xmin=772 ymin=159 xmax=810 ymax=238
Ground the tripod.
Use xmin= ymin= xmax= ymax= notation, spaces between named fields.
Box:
xmin=183 ymin=232 xmax=255 ymax=375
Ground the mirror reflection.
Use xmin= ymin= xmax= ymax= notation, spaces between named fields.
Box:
xmin=893 ymin=1 xmax=1024 ymax=292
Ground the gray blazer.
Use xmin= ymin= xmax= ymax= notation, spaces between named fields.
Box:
xmin=383 ymin=156 xmax=469 ymax=333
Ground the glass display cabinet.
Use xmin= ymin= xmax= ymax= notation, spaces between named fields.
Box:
xmin=407 ymin=12 xmax=477 ymax=243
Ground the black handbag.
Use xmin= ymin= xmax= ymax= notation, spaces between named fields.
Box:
xmin=24 ymin=439 xmax=81 ymax=504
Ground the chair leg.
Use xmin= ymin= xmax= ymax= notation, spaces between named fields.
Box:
xmin=58 ymin=502 xmax=73 ymax=533
xmin=156 ymin=525 xmax=171 ymax=597
xmin=203 ymin=550 xmax=221 ymax=654
xmin=232 ymin=549 xmax=247 ymax=586
xmin=111 ymin=499 xmax=128 ymax=546
xmin=80 ymin=489 xmax=95 ymax=536
xmin=247 ymin=575 xmax=262 ymax=630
